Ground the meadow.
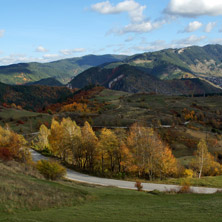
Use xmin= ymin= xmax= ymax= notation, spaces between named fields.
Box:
xmin=1 ymin=161 xmax=222 ymax=222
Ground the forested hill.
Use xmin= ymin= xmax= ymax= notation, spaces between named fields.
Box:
xmin=25 ymin=77 xmax=63 ymax=87
xmin=124 ymin=44 xmax=222 ymax=80
xmin=69 ymin=64 xmax=222 ymax=95
xmin=0 ymin=82 xmax=72 ymax=111
xmin=0 ymin=54 xmax=127 ymax=85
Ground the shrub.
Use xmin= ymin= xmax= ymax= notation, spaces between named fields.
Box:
xmin=135 ymin=181 xmax=143 ymax=191
xmin=184 ymin=169 xmax=194 ymax=178
xmin=36 ymin=160 xmax=66 ymax=180
xmin=178 ymin=180 xmax=191 ymax=193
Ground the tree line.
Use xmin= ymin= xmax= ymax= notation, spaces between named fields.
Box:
xmin=34 ymin=118 xmax=222 ymax=180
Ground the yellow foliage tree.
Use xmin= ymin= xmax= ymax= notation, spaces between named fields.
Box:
xmin=48 ymin=119 xmax=65 ymax=159
xmin=81 ymin=121 xmax=98 ymax=170
xmin=36 ymin=124 xmax=50 ymax=150
xmin=97 ymin=128 xmax=118 ymax=173
xmin=192 ymin=139 xmax=222 ymax=178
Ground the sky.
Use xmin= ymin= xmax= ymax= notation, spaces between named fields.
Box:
xmin=1 ymin=0 xmax=222 ymax=65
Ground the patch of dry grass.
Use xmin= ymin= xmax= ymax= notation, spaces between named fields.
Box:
xmin=0 ymin=161 xmax=90 ymax=213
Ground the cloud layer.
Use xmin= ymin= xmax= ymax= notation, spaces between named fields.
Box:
xmin=165 ymin=0 xmax=222 ymax=17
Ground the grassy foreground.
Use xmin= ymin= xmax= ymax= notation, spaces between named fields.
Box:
xmin=1 ymin=162 xmax=222 ymax=222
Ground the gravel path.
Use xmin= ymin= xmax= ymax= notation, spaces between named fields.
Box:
xmin=31 ymin=149 xmax=222 ymax=194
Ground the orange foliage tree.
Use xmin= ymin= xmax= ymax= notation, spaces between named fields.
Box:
xmin=127 ymin=123 xmax=178 ymax=180
xmin=0 ymin=125 xmax=30 ymax=162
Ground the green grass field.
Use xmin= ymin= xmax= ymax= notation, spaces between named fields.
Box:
xmin=1 ymin=161 xmax=222 ymax=222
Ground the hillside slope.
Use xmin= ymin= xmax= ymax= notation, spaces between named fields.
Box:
xmin=125 ymin=44 xmax=222 ymax=81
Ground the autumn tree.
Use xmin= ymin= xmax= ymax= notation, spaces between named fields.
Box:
xmin=127 ymin=123 xmax=178 ymax=180
xmin=97 ymin=128 xmax=118 ymax=173
xmin=154 ymin=145 xmax=178 ymax=179
xmin=0 ymin=126 xmax=30 ymax=162
xmin=81 ymin=121 xmax=98 ymax=170
xmin=113 ymin=128 xmax=132 ymax=173
xmin=36 ymin=124 xmax=50 ymax=150
xmin=48 ymin=118 xmax=65 ymax=159
xmin=192 ymin=139 xmax=222 ymax=178
xmin=61 ymin=118 xmax=82 ymax=165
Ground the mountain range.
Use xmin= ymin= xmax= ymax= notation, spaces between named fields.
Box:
xmin=1 ymin=44 xmax=222 ymax=95
xmin=0 ymin=54 xmax=127 ymax=85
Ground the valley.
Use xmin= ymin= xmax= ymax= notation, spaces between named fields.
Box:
xmin=1 ymin=44 xmax=222 ymax=221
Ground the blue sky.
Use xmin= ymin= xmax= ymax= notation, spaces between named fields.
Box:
xmin=0 ymin=0 xmax=222 ymax=65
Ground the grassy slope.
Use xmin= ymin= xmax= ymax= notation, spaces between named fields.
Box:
xmin=1 ymin=161 xmax=222 ymax=222
xmin=0 ymin=162 xmax=90 ymax=213
xmin=0 ymin=107 xmax=52 ymax=134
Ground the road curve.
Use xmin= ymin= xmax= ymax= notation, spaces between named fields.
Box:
xmin=30 ymin=149 xmax=222 ymax=194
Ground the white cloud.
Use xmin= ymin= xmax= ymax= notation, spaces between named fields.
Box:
xmin=204 ymin=22 xmax=216 ymax=33
xmin=60 ymin=48 xmax=86 ymax=55
xmin=36 ymin=46 xmax=48 ymax=52
xmin=93 ymin=1 xmax=169 ymax=35
xmin=183 ymin=21 xmax=202 ymax=32
xmin=165 ymin=0 xmax=222 ymax=17
xmin=121 ymin=21 xmax=154 ymax=33
xmin=43 ymin=54 xmax=60 ymax=59
xmin=91 ymin=0 xmax=146 ymax=22
xmin=173 ymin=35 xmax=206 ymax=46
xmin=115 ymin=19 xmax=166 ymax=34
xmin=0 ymin=30 xmax=5 ymax=38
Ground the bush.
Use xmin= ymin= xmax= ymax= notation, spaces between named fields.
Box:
xmin=184 ymin=169 xmax=194 ymax=178
xmin=36 ymin=160 xmax=66 ymax=180
xmin=135 ymin=181 xmax=143 ymax=191
xmin=178 ymin=180 xmax=191 ymax=193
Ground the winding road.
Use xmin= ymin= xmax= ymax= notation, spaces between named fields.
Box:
xmin=31 ymin=149 xmax=222 ymax=194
